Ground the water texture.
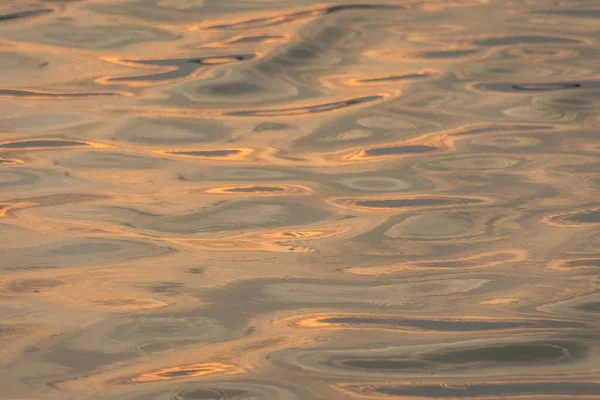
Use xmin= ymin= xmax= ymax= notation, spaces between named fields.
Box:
xmin=0 ymin=0 xmax=599 ymax=399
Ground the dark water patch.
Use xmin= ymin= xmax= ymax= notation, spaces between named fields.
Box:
xmin=177 ymin=389 xmax=247 ymax=399
xmin=226 ymin=95 xmax=383 ymax=117
xmin=331 ymin=341 xmax=585 ymax=373
xmin=365 ymin=145 xmax=436 ymax=156
xmin=57 ymin=151 xmax=164 ymax=169
xmin=358 ymin=73 xmax=434 ymax=83
xmin=427 ymin=342 xmax=580 ymax=364
xmin=540 ymin=91 xmax=600 ymax=110
xmin=54 ymin=242 xmax=123 ymax=255
xmin=563 ymin=210 xmax=600 ymax=224
xmin=225 ymin=186 xmax=285 ymax=193
xmin=535 ymin=9 xmax=600 ymax=18
xmin=456 ymin=125 xmax=553 ymax=136
xmin=182 ymin=167 xmax=293 ymax=181
xmin=86 ymin=0 xmax=209 ymax=22
xmin=0 ymin=168 xmax=69 ymax=192
xmin=8 ymin=279 xmax=63 ymax=293
xmin=336 ymin=176 xmax=414 ymax=192
xmin=0 ymin=9 xmax=52 ymax=22
xmin=147 ymin=282 xmax=184 ymax=293
xmin=291 ymin=112 xmax=413 ymax=152
xmin=0 ymin=90 xmax=122 ymax=98
xmin=110 ymin=381 xmax=303 ymax=400
xmin=564 ymin=259 xmax=600 ymax=268
xmin=473 ymin=82 xmax=582 ymax=93
xmin=356 ymin=210 xmax=489 ymax=242
xmin=6 ymin=266 xmax=60 ymax=271
xmin=353 ymin=196 xmax=483 ymax=209
xmin=168 ymin=149 xmax=241 ymax=157
xmin=106 ymin=54 xmax=256 ymax=83
xmin=110 ymin=316 xmax=224 ymax=343
xmin=206 ymin=4 xmax=400 ymax=30
xmin=0 ymin=140 xmax=89 ymax=149
xmin=116 ymin=118 xmax=229 ymax=145
xmin=420 ymin=49 xmax=478 ymax=58
xmin=513 ymin=82 xmax=582 ymax=91
xmin=0 ymin=238 xmax=173 ymax=269
xmin=126 ymin=54 xmax=256 ymax=67
xmin=422 ymin=155 xmax=523 ymax=171
xmin=318 ymin=316 xmax=584 ymax=331
xmin=177 ymin=67 xmax=300 ymax=105
xmin=340 ymin=358 xmax=427 ymax=370
xmin=269 ymin=43 xmax=326 ymax=67
xmin=164 ymin=370 xmax=194 ymax=377
xmin=253 ymin=122 xmax=292 ymax=131
xmin=476 ymin=35 xmax=580 ymax=46
xmin=554 ymin=163 xmax=600 ymax=174
xmin=360 ymin=381 xmax=600 ymax=397
xmin=0 ymin=324 xmax=27 ymax=338
xmin=0 ymin=112 xmax=92 ymax=132
xmin=44 ymin=344 xmax=131 ymax=372
xmin=24 ymin=24 xmax=177 ymax=49
xmin=357 ymin=198 xmax=453 ymax=208
xmin=574 ymin=301 xmax=600 ymax=313
xmin=198 ymin=81 xmax=264 ymax=97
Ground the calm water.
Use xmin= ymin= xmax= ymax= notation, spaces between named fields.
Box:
xmin=1 ymin=0 xmax=599 ymax=399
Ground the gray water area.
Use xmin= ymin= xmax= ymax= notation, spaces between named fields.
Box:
xmin=0 ymin=0 xmax=599 ymax=398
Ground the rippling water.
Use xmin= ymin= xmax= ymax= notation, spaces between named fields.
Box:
xmin=1 ymin=0 xmax=599 ymax=399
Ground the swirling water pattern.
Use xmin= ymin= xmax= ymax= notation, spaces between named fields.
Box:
xmin=0 ymin=0 xmax=599 ymax=399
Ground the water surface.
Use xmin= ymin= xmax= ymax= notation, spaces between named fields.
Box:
xmin=1 ymin=0 xmax=599 ymax=399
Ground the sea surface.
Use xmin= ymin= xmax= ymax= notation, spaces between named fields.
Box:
xmin=0 ymin=0 xmax=599 ymax=399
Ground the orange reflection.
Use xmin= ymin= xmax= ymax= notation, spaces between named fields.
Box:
xmin=0 ymin=201 xmax=37 ymax=217
xmin=200 ymin=34 xmax=292 ymax=48
xmin=0 ymin=157 xmax=24 ymax=165
xmin=128 ymin=362 xmax=236 ymax=383
xmin=259 ymin=227 xmax=348 ymax=240
xmin=156 ymin=148 xmax=254 ymax=160
xmin=170 ymin=238 xmax=315 ymax=253
xmin=291 ymin=312 xmax=567 ymax=333
xmin=203 ymin=184 xmax=311 ymax=195
xmin=480 ymin=298 xmax=522 ymax=305
xmin=329 ymin=194 xmax=493 ymax=212
xmin=168 ymin=225 xmax=350 ymax=253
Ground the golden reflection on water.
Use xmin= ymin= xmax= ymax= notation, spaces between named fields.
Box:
xmin=127 ymin=362 xmax=239 ymax=383
xmin=0 ymin=0 xmax=599 ymax=399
